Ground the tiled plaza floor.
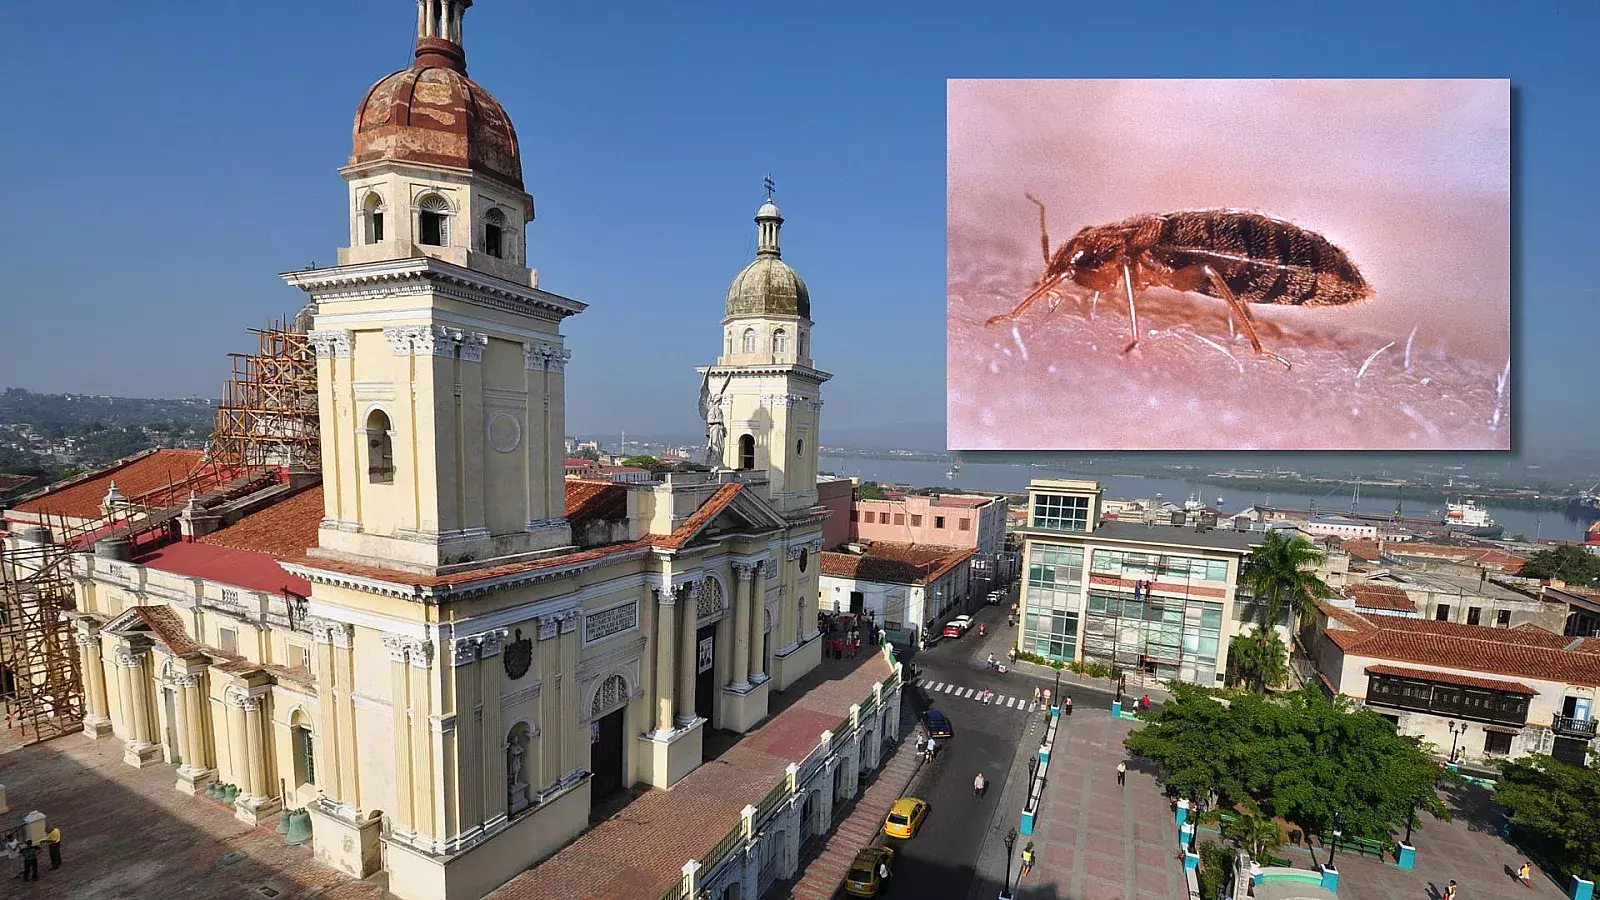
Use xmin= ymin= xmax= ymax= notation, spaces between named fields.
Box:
xmin=1019 ymin=711 xmax=1187 ymax=900
xmin=0 ymin=726 xmax=380 ymax=900
xmin=1258 ymin=777 xmax=1567 ymax=900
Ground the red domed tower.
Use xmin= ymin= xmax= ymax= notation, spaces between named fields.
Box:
xmin=331 ymin=0 xmax=538 ymax=284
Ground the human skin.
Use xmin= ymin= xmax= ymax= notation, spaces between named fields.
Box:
xmin=946 ymin=79 xmax=1510 ymax=451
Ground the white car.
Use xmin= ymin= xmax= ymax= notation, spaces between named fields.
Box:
xmin=942 ymin=615 xmax=973 ymax=638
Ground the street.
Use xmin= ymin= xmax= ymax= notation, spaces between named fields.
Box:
xmin=868 ymin=597 xmax=1093 ymax=899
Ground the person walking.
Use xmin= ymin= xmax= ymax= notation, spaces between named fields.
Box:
xmin=925 ymin=737 xmax=937 ymax=762
xmin=5 ymin=835 xmax=21 ymax=879
xmin=1445 ymin=879 xmax=1458 ymax=898
xmin=1019 ymin=842 xmax=1035 ymax=880
xmin=1033 ymin=685 xmax=1041 ymax=704
xmin=41 ymin=826 xmax=61 ymax=870
xmin=973 ymin=772 xmax=986 ymax=796
xmin=1117 ymin=760 xmax=1127 ymax=787
xmin=19 ymin=841 xmax=39 ymax=882
xmin=1518 ymin=861 xmax=1533 ymax=888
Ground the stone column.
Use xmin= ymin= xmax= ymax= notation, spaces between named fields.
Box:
xmin=407 ymin=641 xmax=436 ymax=843
xmin=243 ymin=697 xmax=267 ymax=797
xmin=730 ymin=566 xmax=752 ymax=690
xmin=478 ymin=629 xmax=506 ymax=830
xmin=117 ymin=645 xmax=161 ymax=768
xmin=749 ymin=562 xmax=767 ymax=681
xmin=174 ymin=672 xmax=214 ymax=793
xmin=449 ymin=636 xmax=480 ymax=848
xmin=333 ymin=627 xmax=360 ymax=808
xmin=383 ymin=635 xmax=416 ymax=835
xmin=170 ymin=674 xmax=192 ymax=766
xmin=653 ymin=588 xmax=677 ymax=736
xmin=225 ymin=686 xmax=249 ymax=785
xmin=75 ymin=630 xmax=112 ymax=737
xmin=310 ymin=629 xmax=344 ymax=803
xmin=676 ymin=583 xmax=698 ymax=726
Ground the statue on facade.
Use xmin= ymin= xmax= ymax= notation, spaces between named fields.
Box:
xmin=507 ymin=739 xmax=529 ymax=814
xmin=698 ymin=370 xmax=733 ymax=467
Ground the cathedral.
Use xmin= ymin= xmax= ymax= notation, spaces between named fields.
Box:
xmin=1 ymin=2 xmax=833 ymax=897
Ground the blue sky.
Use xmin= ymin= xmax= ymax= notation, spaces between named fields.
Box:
xmin=2 ymin=1 xmax=1596 ymax=454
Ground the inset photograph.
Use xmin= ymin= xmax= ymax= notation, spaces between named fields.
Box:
xmin=948 ymin=79 xmax=1510 ymax=450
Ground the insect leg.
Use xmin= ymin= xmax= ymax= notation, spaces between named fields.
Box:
xmin=985 ymin=274 xmax=1070 ymax=327
xmin=1090 ymin=290 xmax=1099 ymax=320
xmin=1121 ymin=262 xmax=1141 ymax=354
xmin=1201 ymin=265 xmax=1291 ymax=370
xmin=1025 ymin=193 xmax=1050 ymax=268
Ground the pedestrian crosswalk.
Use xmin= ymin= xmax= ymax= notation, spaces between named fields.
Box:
xmin=915 ymin=678 xmax=1042 ymax=713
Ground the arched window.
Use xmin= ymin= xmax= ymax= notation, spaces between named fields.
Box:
xmin=772 ymin=328 xmax=788 ymax=355
xmin=741 ymin=327 xmax=758 ymax=354
xmin=366 ymin=409 xmax=394 ymax=484
xmin=291 ymin=714 xmax=316 ymax=787
xmin=418 ymin=194 xmax=450 ymax=247
xmin=725 ymin=330 xmax=733 ymax=356
xmin=362 ymin=193 xmax=385 ymax=244
xmin=796 ymin=438 xmax=804 ymax=457
xmin=484 ymin=207 xmax=506 ymax=259
xmin=738 ymin=434 xmax=756 ymax=470
xmin=798 ymin=331 xmax=808 ymax=359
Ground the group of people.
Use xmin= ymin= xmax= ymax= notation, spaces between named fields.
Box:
xmin=820 ymin=612 xmax=877 ymax=660
xmin=5 ymin=826 xmax=63 ymax=882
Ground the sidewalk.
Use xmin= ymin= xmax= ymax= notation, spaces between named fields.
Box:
xmin=779 ymin=734 xmax=924 ymax=900
xmin=1019 ymin=709 xmax=1186 ymax=900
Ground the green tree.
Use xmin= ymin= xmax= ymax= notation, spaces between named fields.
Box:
xmin=857 ymin=481 xmax=889 ymax=500
xmin=1517 ymin=545 xmax=1600 ymax=589
xmin=1229 ymin=627 xmax=1288 ymax=694
xmin=621 ymin=455 xmax=661 ymax=470
xmin=1240 ymin=531 xmax=1334 ymax=631
xmin=1225 ymin=812 xmax=1285 ymax=860
xmin=1495 ymin=755 xmax=1600 ymax=880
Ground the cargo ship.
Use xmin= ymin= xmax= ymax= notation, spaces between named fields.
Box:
xmin=1442 ymin=498 xmax=1504 ymax=538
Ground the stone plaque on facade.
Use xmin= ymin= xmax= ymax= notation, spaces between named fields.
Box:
xmin=584 ymin=601 xmax=638 ymax=644
xmin=503 ymin=628 xmax=533 ymax=681
xmin=698 ymin=636 xmax=715 ymax=674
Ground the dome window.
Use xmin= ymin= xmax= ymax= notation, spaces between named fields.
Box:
xmin=484 ymin=207 xmax=506 ymax=259
xmin=366 ymin=409 xmax=395 ymax=484
xmin=738 ymin=434 xmax=756 ymax=471
xmin=772 ymin=328 xmax=788 ymax=356
xmin=418 ymin=194 xmax=451 ymax=247
xmin=362 ymin=193 xmax=385 ymax=244
xmin=741 ymin=328 xmax=758 ymax=355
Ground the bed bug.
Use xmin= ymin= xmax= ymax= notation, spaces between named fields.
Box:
xmin=984 ymin=195 xmax=1373 ymax=369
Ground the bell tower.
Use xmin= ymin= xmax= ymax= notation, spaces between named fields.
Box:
xmin=284 ymin=0 xmax=584 ymax=574
xmin=705 ymin=181 xmax=831 ymax=512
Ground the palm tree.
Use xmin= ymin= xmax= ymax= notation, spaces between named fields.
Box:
xmin=1229 ymin=627 xmax=1287 ymax=694
xmin=1240 ymin=531 xmax=1334 ymax=632
xmin=1226 ymin=812 xmax=1286 ymax=862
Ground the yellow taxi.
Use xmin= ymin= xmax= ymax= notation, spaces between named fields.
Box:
xmin=843 ymin=845 xmax=896 ymax=897
xmin=882 ymin=797 xmax=928 ymax=839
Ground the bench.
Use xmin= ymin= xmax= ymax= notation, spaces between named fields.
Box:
xmin=1331 ymin=835 xmax=1388 ymax=858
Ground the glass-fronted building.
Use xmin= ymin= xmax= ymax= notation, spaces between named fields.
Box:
xmin=1014 ymin=479 xmax=1260 ymax=686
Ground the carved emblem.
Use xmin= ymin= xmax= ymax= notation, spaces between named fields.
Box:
xmin=503 ymin=628 xmax=533 ymax=681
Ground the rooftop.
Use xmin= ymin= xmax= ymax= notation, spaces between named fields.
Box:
xmin=6 ymin=448 xmax=207 ymax=519
xmin=1346 ymin=583 xmax=1418 ymax=612
xmin=1321 ymin=603 xmax=1600 ymax=687
xmin=1019 ymin=519 xmax=1260 ymax=553
xmin=819 ymin=541 xmax=977 ymax=585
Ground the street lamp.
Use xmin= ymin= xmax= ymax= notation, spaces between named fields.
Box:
xmin=1403 ymin=794 xmax=1418 ymax=845
xmin=1326 ymin=812 xmax=1344 ymax=870
xmin=1447 ymin=721 xmax=1465 ymax=762
xmin=1001 ymin=827 xmax=1018 ymax=899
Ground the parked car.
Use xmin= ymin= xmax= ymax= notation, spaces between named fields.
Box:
xmin=921 ymin=708 xmax=954 ymax=739
xmin=941 ymin=615 xmax=973 ymax=638
xmin=843 ymin=845 xmax=896 ymax=897
xmin=883 ymin=797 xmax=929 ymax=839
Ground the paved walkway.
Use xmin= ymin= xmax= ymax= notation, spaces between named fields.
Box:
xmin=1264 ymin=777 xmax=1566 ymax=900
xmin=779 ymin=733 xmax=922 ymax=899
xmin=1019 ymin=710 xmax=1186 ymax=900
xmin=0 ymin=727 xmax=379 ymax=900
xmin=492 ymin=651 xmax=895 ymax=900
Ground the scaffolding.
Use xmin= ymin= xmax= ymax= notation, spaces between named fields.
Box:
xmin=0 ymin=512 xmax=88 ymax=744
xmin=208 ymin=313 xmax=320 ymax=475
xmin=0 ymin=310 xmax=320 ymax=746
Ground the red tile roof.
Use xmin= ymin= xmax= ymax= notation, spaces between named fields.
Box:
xmin=131 ymin=605 xmax=199 ymax=656
xmin=564 ymin=480 xmax=628 ymax=523
xmin=199 ymin=486 xmax=323 ymax=557
xmin=647 ymin=482 xmax=743 ymax=550
xmin=1323 ymin=607 xmax=1600 ymax=687
xmin=1364 ymin=663 xmax=1537 ymax=695
xmin=820 ymin=542 xmax=976 ymax=585
xmin=1347 ymin=583 xmax=1417 ymax=612
xmin=9 ymin=448 xmax=205 ymax=518
xmin=0 ymin=474 xmax=37 ymax=494
xmin=138 ymin=541 xmax=314 ymax=596
xmin=1341 ymin=540 xmax=1381 ymax=561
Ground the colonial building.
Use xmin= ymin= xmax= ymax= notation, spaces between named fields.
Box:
xmin=818 ymin=542 xmax=976 ymax=645
xmin=1313 ymin=603 xmax=1599 ymax=768
xmin=1 ymin=4 xmax=830 ymax=899
xmin=1011 ymin=478 xmax=1261 ymax=686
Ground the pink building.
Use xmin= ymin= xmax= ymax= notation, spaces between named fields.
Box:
xmin=817 ymin=477 xmax=854 ymax=550
xmin=853 ymin=494 xmax=1004 ymax=554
